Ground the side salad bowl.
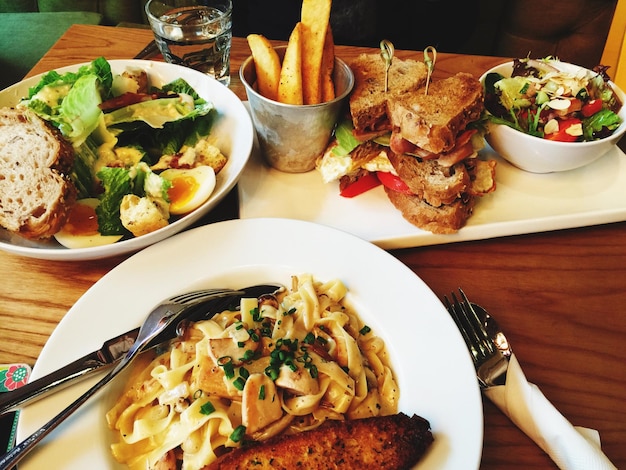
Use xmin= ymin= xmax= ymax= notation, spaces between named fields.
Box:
xmin=0 ymin=59 xmax=254 ymax=261
xmin=480 ymin=59 xmax=626 ymax=173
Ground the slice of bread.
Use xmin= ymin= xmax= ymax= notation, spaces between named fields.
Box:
xmin=0 ymin=108 xmax=76 ymax=239
xmin=206 ymin=413 xmax=433 ymax=469
xmin=385 ymin=151 xmax=495 ymax=234
xmin=387 ymin=150 xmax=470 ymax=207
xmin=387 ymin=72 xmax=484 ymax=154
xmin=385 ymin=186 xmax=475 ymax=234
xmin=349 ymin=53 xmax=428 ymax=134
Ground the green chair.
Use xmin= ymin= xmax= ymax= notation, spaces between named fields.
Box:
xmin=0 ymin=0 xmax=148 ymax=89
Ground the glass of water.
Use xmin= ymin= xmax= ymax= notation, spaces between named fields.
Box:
xmin=145 ymin=0 xmax=233 ymax=86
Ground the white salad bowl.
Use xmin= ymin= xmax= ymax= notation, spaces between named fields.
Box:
xmin=480 ymin=60 xmax=626 ymax=173
xmin=0 ymin=60 xmax=253 ymax=261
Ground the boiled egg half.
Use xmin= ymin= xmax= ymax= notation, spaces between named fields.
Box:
xmin=160 ymin=166 xmax=216 ymax=215
xmin=54 ymin=198 xmax=123 ymax=248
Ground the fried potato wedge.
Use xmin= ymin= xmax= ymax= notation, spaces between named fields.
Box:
xmin=321 ymin=25 xmax=336 ymax=102
xmin=278 ymin=22 xmax=304 ymax=105
xmin=300 ymin=0 xmax=332 ymax=104
xmin=247 ymin=34 xmax=281 ymax=101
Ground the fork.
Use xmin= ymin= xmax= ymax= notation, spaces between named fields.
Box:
xmin=444 ymin=289 xmax=617 ymax=470
xmin=0 ymin=287 xmax=241 ymax=469
xmin=443 ymin=289 xmax=510 ymax=388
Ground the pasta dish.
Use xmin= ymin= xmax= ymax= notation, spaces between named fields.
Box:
xmin=106 ymin=274 xmax=399 ymax=469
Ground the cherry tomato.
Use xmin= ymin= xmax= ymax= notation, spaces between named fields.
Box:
xmin=377 ymin=172 xmax=413 ymax=194
xmin=581 ymin=99 xmax=603 ymax=118
xmin=544 ymin=117 xmax=583 ymax=142
xmin=339 ymin=171 xmax=381 ymax=198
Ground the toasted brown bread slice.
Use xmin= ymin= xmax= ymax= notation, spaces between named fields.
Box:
xmin=206 ymin=413 xmax=433 ymax=469
xmin=0 ymin=108 xmax=76 ymax=239
xmin=385 ymin=187 xmax=475 ymax=234
xmin=349 ymin=53 xmax=428 ymax=134
xmin=387 ymin=72 xmax=484 ymax=154
xmin=387 ymin=151 xmax=470 ymax=207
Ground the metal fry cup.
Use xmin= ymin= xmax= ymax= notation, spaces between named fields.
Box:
xmin=240 ymin=47 xmax=354 ymax=173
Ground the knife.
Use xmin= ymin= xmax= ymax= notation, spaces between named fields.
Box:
xmin=133 ymin=40 xmax=160 ymax=60
xmin=0 ymin=283 xmax=282 ymax=415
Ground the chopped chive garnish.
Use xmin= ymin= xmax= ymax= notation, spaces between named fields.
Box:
xmin=240 ymin=349 xmax=255 ymax=361
xmin=200 ymin=401 xmax=215 ymax=415
xmin=265 ymin=365 xmax=279 ymax=381
xmin=251 ymin=307 xmax=261 ymax=322
xmin=230 ymin=425 xmax=246 ymax=443
xmin=233 ymin=377 xmax=246 ymax=390
xmin=248 ymin=330 xmax=260 ymax=342
xmin=359 ymin=325 xmax=371 ymax=335
xmin=258 ymin=384 xmax=266 ymax=400
xmin=303 ymin=332 xmax=315 ymax=344
xmin=218 ymin=356 xmax=235 ymax=379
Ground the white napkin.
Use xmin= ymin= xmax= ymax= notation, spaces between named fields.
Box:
xmin=484 ymin=353 xmax=616 ymax=470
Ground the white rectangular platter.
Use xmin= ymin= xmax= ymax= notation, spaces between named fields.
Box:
xmin=238 ymin=138 xmax=626 ymax=250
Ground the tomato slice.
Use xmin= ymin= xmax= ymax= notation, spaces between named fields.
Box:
xmin=377 ymin=172 xmax=413 ymax=194
xmin=339 ymin=171 xmax=381 ymax=198
xmin=581 ymin=99 xmax=603 ymax=118
xmin=544 ymin=117 xmax=583 ymax=142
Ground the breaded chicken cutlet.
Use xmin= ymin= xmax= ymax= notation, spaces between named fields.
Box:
xmin=205 ymin=412 xmax=433 ymax=469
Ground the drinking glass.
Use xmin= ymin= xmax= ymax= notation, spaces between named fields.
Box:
xmin=145 ymin=0 xmax=232 ymax=86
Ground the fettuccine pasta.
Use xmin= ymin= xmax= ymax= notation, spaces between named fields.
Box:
xmin=106 ymin=274 xmax=399 ymax=469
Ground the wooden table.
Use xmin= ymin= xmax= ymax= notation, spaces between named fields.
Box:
xmin=1 ymin=24 xmax=625 ymax=469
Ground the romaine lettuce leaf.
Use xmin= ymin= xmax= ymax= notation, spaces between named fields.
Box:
xmin=24 ymin=57 xmax=112 ymax=145
xmin=183 ymin=111 xmax=216 ymax=147
xmin=331 ymin=119 xmax=362 ymax=156
xmin=104 ymin=95 xmax=214 ymax=129
xmin=96 ymin=166 xmax=131 ymax=236
xmin=159 ymin=78 xmax=204 ymax=102
xmin=71 ymin=136 xmax=100 ymax=199
xmin=27 ymin=56 xmax=112 ymax=101
xmin=57 ymin=74 xmax=104 ymax=145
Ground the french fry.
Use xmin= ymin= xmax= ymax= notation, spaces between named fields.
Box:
xmin=320 ymin=25 xmax=336 ymax=102
xmin=300 ymin=0 xmax=332 ymax=104
xmin=278 ymin=22 xmax=304 ymax=105
xmin=247 ymin=34 xmax=281 ymax=101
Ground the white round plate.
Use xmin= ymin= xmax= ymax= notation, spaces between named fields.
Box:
xmin=16 ymin=218 xmax=483 ymax=469
xmin=0 ymin=60 xmax=253 ymax=261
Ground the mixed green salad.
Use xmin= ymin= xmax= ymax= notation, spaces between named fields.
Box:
xmin=483 ymin=58 xmax=623 ymax=142
xmin=18 ymin=56 xmax=221 ymax=239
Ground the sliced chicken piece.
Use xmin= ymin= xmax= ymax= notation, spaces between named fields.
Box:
xmin=275 ymin=365 xmax=320 ymax=396
xmin=242 ymin=373 xmax=283 ymax=434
